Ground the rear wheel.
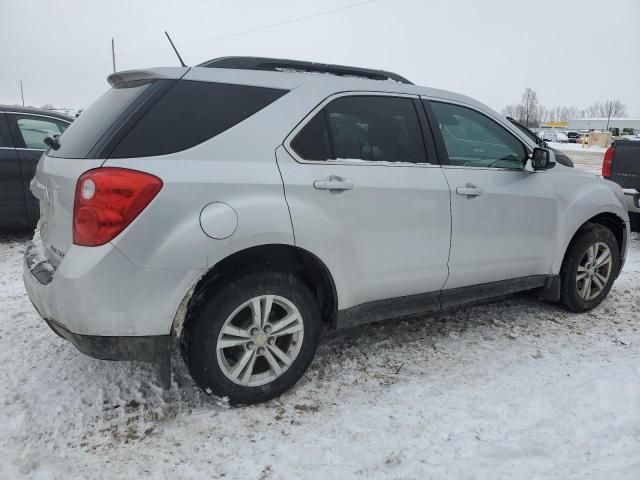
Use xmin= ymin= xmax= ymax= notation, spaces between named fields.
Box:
xmin=181 ymin=270 xmax=321 ymax=405
xmin=560 ymin=224 xmax=619 ymax=312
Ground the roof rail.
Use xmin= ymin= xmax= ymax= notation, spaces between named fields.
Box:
xmin=197 ymin=56 xmax=413 ymax=85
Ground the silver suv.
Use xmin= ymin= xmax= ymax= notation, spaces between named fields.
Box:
xmin=24 ymin=57 xmax=629 ymax=405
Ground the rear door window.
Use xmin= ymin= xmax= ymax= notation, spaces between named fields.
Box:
xmin=12 ymin=115 xmax=69 ymax=149
xmin=291 ymin=95 xmax=428 ymax=164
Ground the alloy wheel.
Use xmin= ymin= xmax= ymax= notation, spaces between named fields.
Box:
xmin=216 ymin=295 xmax=304 ymax=387
xmin=576 ymin=242 xmax=612 ymax=301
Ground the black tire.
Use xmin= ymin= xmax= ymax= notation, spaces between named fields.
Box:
xmin=181 ymin=270 xmax=321 ymax=405
xmin=559 ymin=224 xmax=619 ymax=312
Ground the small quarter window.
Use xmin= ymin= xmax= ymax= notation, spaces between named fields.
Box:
xmin=292 ymin=96 xmax=427 ymax=164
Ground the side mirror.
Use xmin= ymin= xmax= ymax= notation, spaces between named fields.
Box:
xmin=531 ymin=147 xmax=556 ymax=170
xmin=43 ymin=134 xmax=60 ymax=150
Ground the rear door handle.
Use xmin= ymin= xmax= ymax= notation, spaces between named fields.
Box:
xmin=456 ymin=184 xmax=484 ymax=197
xmin=313 ymin=175 xmax=354 ymax=192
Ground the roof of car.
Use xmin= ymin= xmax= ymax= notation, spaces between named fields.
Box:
xmin=197 ymin=56 xmax=414 ymax=85
xmin=109 ymin=60 xmax=516 ymax=142
xmin=0 ymin=105 xmax=73 ymax=121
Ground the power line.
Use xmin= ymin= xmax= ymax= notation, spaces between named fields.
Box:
xmin=116 ymin=0 xmax=378 ymax=57
xmin=115 ymin=0 xmax=211 ymax=38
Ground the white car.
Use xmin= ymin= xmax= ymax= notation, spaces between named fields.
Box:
xmin=24 ymin=57 xmax=630 ymax=405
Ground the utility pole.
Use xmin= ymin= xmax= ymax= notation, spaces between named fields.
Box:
xmin=111 ymin=38 xmax=116 ymax=73
xmin=606 ymin=101 xmax=613 ymax=131
xmin=19 ymin=79 xmax=25 ymax=106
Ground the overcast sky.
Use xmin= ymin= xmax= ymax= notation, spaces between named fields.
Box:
xmin=1 ymin=0 xmax=638 ymax=115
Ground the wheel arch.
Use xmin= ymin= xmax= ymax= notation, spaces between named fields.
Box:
xmin=172 ymin=244 xmax=338 ymax=338
xmin=560 ymin=211 xmax=627 ymax=275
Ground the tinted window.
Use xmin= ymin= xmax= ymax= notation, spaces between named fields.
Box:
xmin=49 ymin=79 xmax=156 ymax=159
xmin=292 ymin=96 xmax=427 ymax=163
xmin=110 ymin=81 xmax=288 ymax=158
xmin=290 ymin=111 xmax=331 ymax=161
xmin=13 ymin=115 xmax=69 ymax=149
xmin=430 ymin=102 xmax=527 ymax=169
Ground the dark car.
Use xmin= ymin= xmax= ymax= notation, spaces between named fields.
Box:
xmin=506 ymin=117 xmax=574 ymax=168
xmin=0 ymin=105 xmax=72 ymax=227
xmin=566 ymin=131 xmax=581 ymax=143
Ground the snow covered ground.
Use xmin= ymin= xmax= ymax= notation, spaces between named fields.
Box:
xmin=548 ymin=142 xmax=606 ymax=154
xmin=2 ymin=234 xmax=640 ymax=479
xmin=1 ymin=154 xmax=639 ymax=479
xmin=551 ymin=144 xmax=605 ymax=176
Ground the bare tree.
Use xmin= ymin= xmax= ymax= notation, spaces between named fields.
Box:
xmin=584 ymin=100 xmax=627 ymax=118
xmin=603 ymin=100 xmax=627 ymax=118
xmin=501 ymin=104 xmax=521 ymax=119
xmin=542 ymin=105 xmax=581 ymax=123
xmin=519 ymin=87 xmax=540 ymax=127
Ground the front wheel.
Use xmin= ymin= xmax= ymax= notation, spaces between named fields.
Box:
xmin=181 ymin=270 xmax=321 ymax=405
xmin=560 ymin=224 xmax=619 ymax=312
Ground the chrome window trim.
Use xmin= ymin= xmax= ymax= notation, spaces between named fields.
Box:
xmin=0 ymin=146 xmax=45 ymax=151
xmin=283 ymin=91 xmax=440 ymax=169
xmin=1 ymin=111 xmax=72 ymax=124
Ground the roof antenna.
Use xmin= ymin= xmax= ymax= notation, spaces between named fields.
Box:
xmin=165 ymin=31 xmax=187 ymax=67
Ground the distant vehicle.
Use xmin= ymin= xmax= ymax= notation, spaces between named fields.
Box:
xmin=602 ymin=140 xmax=640 ymax=231
xmin=0 ymin=105 xmax=72 ymax=227
xmin=556 ymin=131 xmax=569 ymax=143
xmin=24 ymin=57 xmax=629 ymax=404
xmin=538 ymin=130 xmax=558 ymax=142
xmin=506 ymin=118 xmax=573 ymax=167
xmin=566 ymin=131 xmax=581 ymax=143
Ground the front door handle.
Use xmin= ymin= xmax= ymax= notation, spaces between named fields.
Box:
xmin=456 ymin=184 xmax=484 ymax=197
xmin=313 ymin=175 xmax=354 ymax=192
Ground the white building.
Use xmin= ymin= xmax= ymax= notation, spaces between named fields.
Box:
xmin=568 ymin=117 xmax=640 ymax=131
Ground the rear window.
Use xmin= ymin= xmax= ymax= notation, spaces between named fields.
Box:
xmin=49 ymin=79 xmax=157 ymax=159
xmin=109 ymin=81 xmax=288 ymax=158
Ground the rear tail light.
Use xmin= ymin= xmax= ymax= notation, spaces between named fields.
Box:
xmin=602 ymin=147 xmax=615 ymax=178
xmin=73 ymin=168 xmax=162 ymax=246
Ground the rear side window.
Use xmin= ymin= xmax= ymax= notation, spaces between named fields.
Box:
xmin=109 ymin=81 xmax=288 ymax=158
xmin=49 ymin=79 xmax=157 ymax=159
xmin=13 ymin=115 xmax=69 ymax=149
xmin=291 ymin=96 xmax=427 ymax=164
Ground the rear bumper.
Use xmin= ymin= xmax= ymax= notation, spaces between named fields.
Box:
xmin=42 ymin=316 xmax=169 ymax=363
xmin=23 ymin=236 xmax=198 ymax=337
xmin=24 ymin=251 xmax=171 ymax=364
